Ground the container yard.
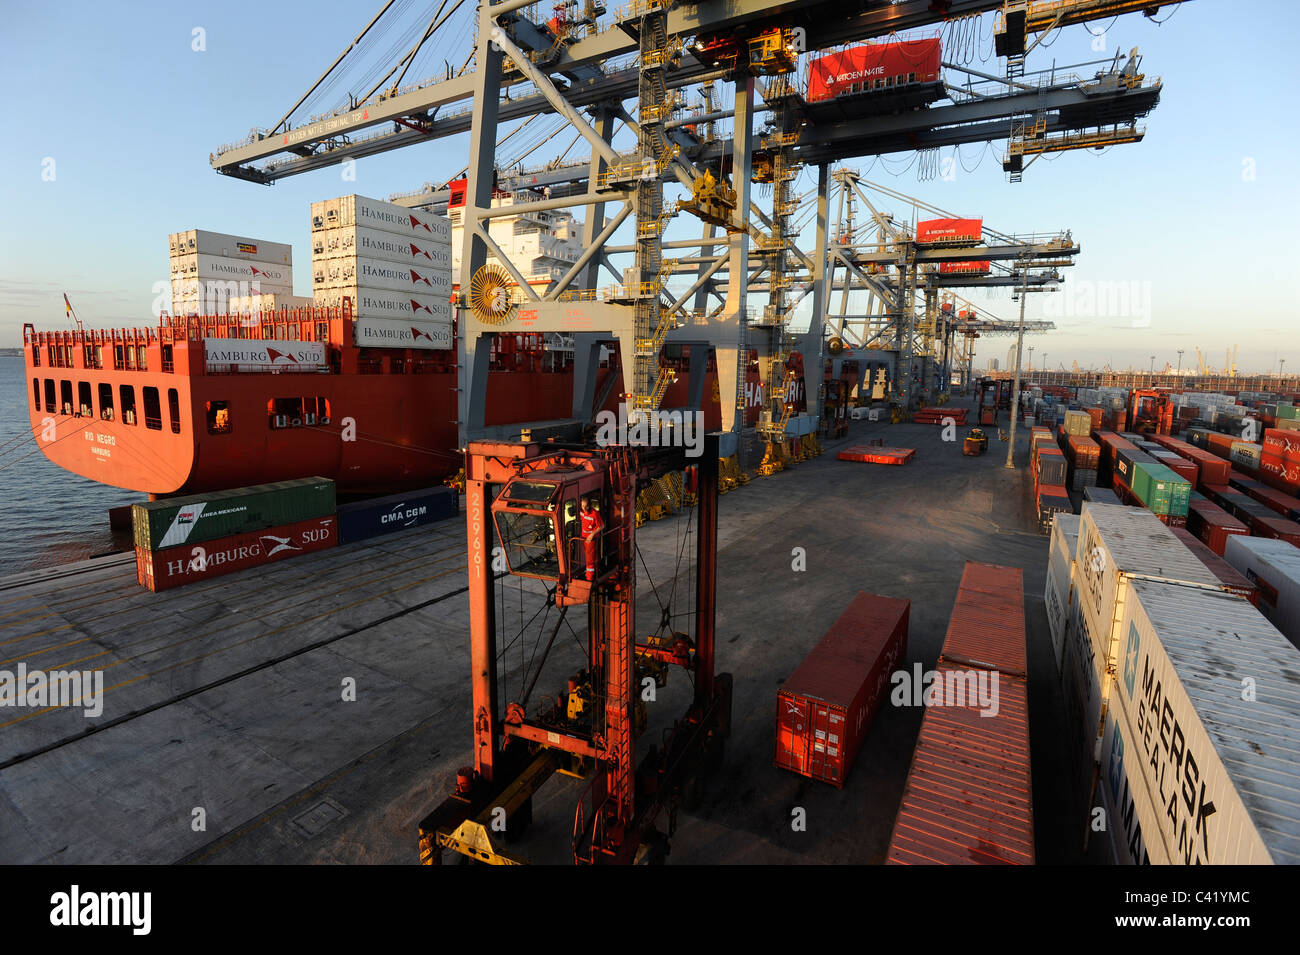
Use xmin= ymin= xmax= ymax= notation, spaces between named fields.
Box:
xmin=4 ymin=0 xmax=1300 ymax=923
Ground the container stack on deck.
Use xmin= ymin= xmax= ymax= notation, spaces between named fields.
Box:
xmin=311 ymin=194 xmax=454 ymax=349
xmin=169 ymin=229 xmax=294 ymax=316
xmin=886 ymin=562 xmax=1033 ymax=865
xmin=133 ymin=478 xmax=337 ymax=591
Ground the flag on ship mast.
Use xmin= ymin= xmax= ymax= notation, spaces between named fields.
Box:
xmin=63 ymin=293 xmax=83 ymax=332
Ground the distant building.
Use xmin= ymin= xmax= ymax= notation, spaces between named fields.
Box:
xmin=989 ymin=358 xmax=999 ymax=371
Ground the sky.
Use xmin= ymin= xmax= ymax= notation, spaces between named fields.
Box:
xmin=2 ymin=0 xmax=1298 ymax=373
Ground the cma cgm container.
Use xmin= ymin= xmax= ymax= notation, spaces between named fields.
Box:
xmin=132 ymin=477 xmax=336 ymax=551
xmin=137 ymin=515 xmax=337 ymax=592
xmin=774 ymin=592 xmax=909 ymax=787
xmin=337 ymin=486 xmax=458 ymax=544
xmin=914 ymin=216 xmax=982 ymax=247
xmin=1111 ymin=579 xmax=1300 ymax=863
xmin=887 ymin=562 xmax=1032 ymax=865
xmin=805 ymin=38 xmax=941 ymax=103
xmin=1070 ymin=503 xmax=1220 ymax=770
xmin=311 ymin=194 xmax=452 ymax=242
xmin=1224 ymin=536 xmax=1300 ymax=645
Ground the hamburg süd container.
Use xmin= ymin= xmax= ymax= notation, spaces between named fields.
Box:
xmin=351 ymin=314 xmax=454 ymax=351
xmin=311 ymin=194 xmax=452 ymax=242
xmin=314 ymin=255 xmax=453 ymax=296
xmin=315 ymin=285 xmax=453 ymax=324
xmin=137 ymin=515 xmax=337 ymax=591
xmin=312 ymin=224 xmax=453 ymax=268
xmin=132 ymin=477 xmax=336 ymax=552
xmin=1111 ymin=578 xmax=1300 ymax=863
xmin=1223 ymin=535 xmax=1300 ymax=645
xmin=774 ymin=592 xmax=909 ymax=787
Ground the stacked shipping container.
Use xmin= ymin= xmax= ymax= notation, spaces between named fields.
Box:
xmin=169 ymin=229 xmax=294 ymax=316
xmin=1103 ymin=579 xmax=1300 ymax=863
xmin=886 ymin=562 xmax=1033 ymax=865
xmin=133 ymin=478 xmax=337 ymax=591
xmin=311 ymin=194 xmax=453 ymax=350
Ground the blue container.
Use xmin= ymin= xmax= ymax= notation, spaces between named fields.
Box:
xmin=337 ymin=486 xmax=458 ymax=543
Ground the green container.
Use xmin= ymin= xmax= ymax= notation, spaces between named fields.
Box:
xmin=1277 ymin=404 xmax=1299 ymax=421
xmin=133 ymin=477 xmax=336 ymax=551
xmin=1129 ymin=462 xmax=1190 ymax=517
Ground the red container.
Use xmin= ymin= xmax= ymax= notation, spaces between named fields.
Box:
xmin=838 ymin=446 xmax=915 ymax=465
xmin=1084 ymin=407 xmax=1103 ymax=431
xmin=136 ymin=515 xmax=338 ymax=591
xmin=775 ymin=592 xmax=910 ymax=787
xmin=1067 ymin=435 xmax=1100 ymax=469
xmin=915 ymin=216 xmax=983 ymax=246
xmin=886 ymin=562 xmax=1032 ymax=865
xmin=1185 ymin=498 xmax=1250 ymax=556
xmin=1151 ymin=449 xmax=1197 ymax=485
xmin=1253 ymin=515 xmax=1300 ymax=546
xmin=807 ymin=38 xmax=942 ymax=102
xmin=1230 ymin=477 xmax=1300 ymax=518
xmin=938 ymin=260 xmax=990 ymax=274
xmin=1170 ymin=527 xmax=1258 ymax=605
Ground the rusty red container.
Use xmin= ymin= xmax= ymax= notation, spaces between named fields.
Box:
xmin=1253 ymin=515 xmax=1300 ymax=546
xmin=136 ymin=515 xmax=338 ymax=591
xmin=886 ymin=562 xmax=1032 ymax=865
xmin=1170 ymin=527 xmax=1258 ymax=605
xmin=775 ymin=592 xmax=910 ymax=787
xmin=1186 ymin=498 xmax=1250 ymax=555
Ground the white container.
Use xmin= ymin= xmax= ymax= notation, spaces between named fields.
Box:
xmin=315 ymin=286 xmax=453 ymax=324
xmin=1112 ymin=578 xmax=1300 ymax=864
xmin=1045 ymin=512 xmax=1080 ymax=675
xmin=1223 ymin=536 xmax=1300 ymax=644
xmin=1072 ymin=503 xmax=1221 ymax=767
xmin=172 ymin=279 xmax=293 ymax=315
xmin=186 ymin=253 xmax=293 ymax=285
xmin=1229 ymin=441 xmax=1262 ymax=469
xmin=1097 ymin=699 xmax=1171 ymax=865
xmin=170 ymin=229 xmax=293 ymax=264
xmin=313 ymin=256 xmax=452 ymax=296
xmin=311 ymin=195 xmax=452 ymax=243
xmin=312 ymin=224 xmax=452 ymax=269
xmin=352 ymin=315 xmax=452 ymax=351
xmin=228 ymin=293 xmax=314 ymax=312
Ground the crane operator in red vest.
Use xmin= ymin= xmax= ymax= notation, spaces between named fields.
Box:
xmin=579 ymin=495 xmax=604 ymax=581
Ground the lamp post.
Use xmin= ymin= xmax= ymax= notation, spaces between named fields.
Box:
xmin=1005 ymin=262 xmax=1030 ymax=469
xmin=1177 ymin=349 xmax=1184 ymax=375
xmin=1028 ymin=346 xmax=1035 ymax=373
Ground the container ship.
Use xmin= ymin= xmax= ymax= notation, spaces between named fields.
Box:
xmin=21 ymin=185 xmax=776 ymax=498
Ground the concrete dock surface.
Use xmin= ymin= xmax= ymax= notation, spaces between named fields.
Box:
xmin=0 ymin=400 xmax=1084 ymax=865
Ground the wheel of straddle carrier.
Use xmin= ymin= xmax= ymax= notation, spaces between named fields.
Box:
xmin=679 ymin=770 xmax=703 ymax=813
xmin=703 ymin=731 xmax=725 ymax=776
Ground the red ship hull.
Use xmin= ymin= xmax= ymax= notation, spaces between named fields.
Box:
xmin=23 ymin=306 xmax=765 ymax=497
